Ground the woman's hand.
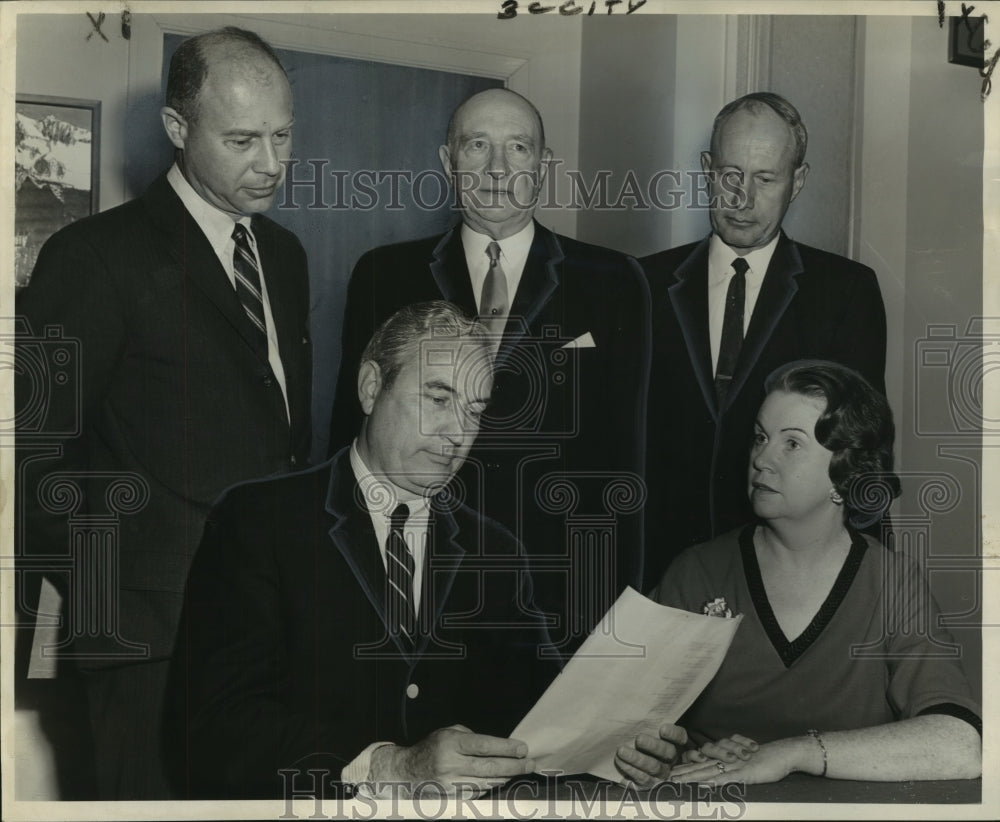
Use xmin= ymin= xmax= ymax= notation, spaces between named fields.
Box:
xmin=681 ymin=734 xmax=758 ymax=766
xmin=671 ymin=738 xmax=803 ymax=786
xmin=614 ymin=724 xmax=689 ymax=787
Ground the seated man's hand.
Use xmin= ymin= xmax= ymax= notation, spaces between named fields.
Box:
xmin=614 ymin=723 xmax=689 ymax=787
xmin=369 ymin=725 xmax=534 ymax=796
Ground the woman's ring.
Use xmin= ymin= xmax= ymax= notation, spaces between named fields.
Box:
xmin=716 ymin=761 xmax=726 ymax=773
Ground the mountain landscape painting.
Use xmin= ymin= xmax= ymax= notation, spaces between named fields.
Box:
xmin=15 ymin=98 xmax=99 ymax=287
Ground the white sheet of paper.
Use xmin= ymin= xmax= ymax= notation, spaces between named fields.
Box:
xmin=512 ymin=586 xmax=742 ymax=782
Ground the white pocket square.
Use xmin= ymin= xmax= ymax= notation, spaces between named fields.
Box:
xmin=561 ymin=332 xmax=596 ymax=349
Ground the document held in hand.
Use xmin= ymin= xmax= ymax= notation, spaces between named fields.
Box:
xmin=512 ymin=586 xmax=743 ymax=782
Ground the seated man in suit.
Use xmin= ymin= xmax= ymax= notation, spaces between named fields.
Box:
xmin=641 ymin=92 xmax=887 ymax=587
xmin=328 ymin=88 xmax=651 ymax=656
xmin=171 ymin=301 xmax=558 ymax=799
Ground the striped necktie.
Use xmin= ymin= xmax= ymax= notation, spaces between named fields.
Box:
xmin=385 ymin=503 xmax=416 ymax=650
xmin=231 ymin=223 xmax=268 ymax=358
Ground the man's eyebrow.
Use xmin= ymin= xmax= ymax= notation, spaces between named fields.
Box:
xmin=423 ymin=379 xmax=456 ymax=394
xmin=222 ymin=119 xmax=295 ymax=138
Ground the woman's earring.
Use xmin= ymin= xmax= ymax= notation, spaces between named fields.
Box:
xmin=830 ymin=489 xmax=844 ymax=505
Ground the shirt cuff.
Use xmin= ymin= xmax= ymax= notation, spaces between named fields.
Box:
xmin=341 ymin=741 xmax=395 ymax=792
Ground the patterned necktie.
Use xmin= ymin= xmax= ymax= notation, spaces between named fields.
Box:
xmin=480 ymin=241 xmax=510 ymax=335
xmin=715 ymin=257 xmax=750 ymax=407
xmin=231 ymin=223 xmax=268 ymax=358
xmin=385 ymin=503 xmax=416 ymax=650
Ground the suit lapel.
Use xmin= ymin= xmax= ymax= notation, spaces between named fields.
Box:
xmin=413 ymin=503 xmax=465 ymax=658
xmin=142 ymin=175 xmax=272 ymax=367
xmin=727 ymin=233 xmax=802 ymax=406
xmin=324 ymin=451 xmax=468 ymax=660
xmin=324 ymin=452 xmax=403 ymax=654
xmin=667 ymin=236 xmax=718 ymax=417
xmin=491 ymin=221 xmax=561 ymax=368
xmin=429 ymin=227 xmax=478 ymax=316
xmin=254 ymin=216 xmax=307 ymax=424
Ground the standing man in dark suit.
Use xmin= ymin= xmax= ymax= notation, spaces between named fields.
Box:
xmin=328 ymin=89 xmax=651 ymax=656
xmin=641 ymin=92 xmax=887 ymax=587
xmin=16 ymin=28 xmax=311 ymax=799
xmin=173 ymin=302 xmax=556 ymax=799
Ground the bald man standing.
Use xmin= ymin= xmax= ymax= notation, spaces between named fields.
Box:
xmin=328 ymin=89 xmax=650 ymax=657
xmin=17 ymin=28 xmax=311 ymax=798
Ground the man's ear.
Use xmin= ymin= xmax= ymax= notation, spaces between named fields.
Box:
xmin=790 ymin=162 xmax=810 ymax=203
xmin=357 ymin=360 xmax=383 ymax=416
xmin=700 ymin=151 xmax=713 ymax=174
xmin=160 ymin=106 xmax=188 ymax=150
xmin=438 ymin=144 xmax=453 ymax=178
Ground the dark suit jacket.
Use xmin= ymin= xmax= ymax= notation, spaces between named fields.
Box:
xmin=641 ymin=232 xmax=886 ymax=586
xmin=16 ymin=173 xmax=312 ymax=666
xmin=327 ymin=222 xmax=651 ymax=654
xmin=170 ymin=450 xmax=558 ymax=798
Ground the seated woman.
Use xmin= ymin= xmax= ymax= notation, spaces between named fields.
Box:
xmin=616 ymin=360 xmax=981 ymax=786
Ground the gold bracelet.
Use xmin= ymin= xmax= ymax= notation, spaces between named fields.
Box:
xmin=806 ymin=729 xmax=828 ymax=777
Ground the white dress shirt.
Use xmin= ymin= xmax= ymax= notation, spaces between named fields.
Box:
xmin=707 ymin=232 xmax=781 ymax=375
xmin=461 ymin=220 xmax=534 ymax=312
xmin=348 ymin=441 xmax=429 ymax=610
xmin=166 ymin=164 xmax=289 ymax=420
xmin=341 ymin=441 xmax=433 ymax=789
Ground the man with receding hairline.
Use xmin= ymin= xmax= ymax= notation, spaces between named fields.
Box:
xmin=16 ymin=26 xmax=311 ymax=798
xmin=328 ymin=87 xmax=651 ymax=657
xmin=640 ymin=92 xmax=887 ymax=587
xmin=173 ymin=302 xmax=556 ymax=799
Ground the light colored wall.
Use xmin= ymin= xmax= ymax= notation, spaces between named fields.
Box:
xmin=767 ymin=15 xmax=857 ymax=257
xmin=16 ymin=13 xmax=133 ymax=210
xmin=903 ymin=15 xmax=983 ymax=693
xmin=577 ymin=15 xmax=679 ymax=256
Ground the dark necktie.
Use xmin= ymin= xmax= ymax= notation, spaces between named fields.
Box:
xmin=385 ymin=503 xmax=415 ymax=650
xmin=715 ymin=257 xmax=750 ymax=407
xmin=231 ymin=224 xmax=268 ymax=358
xmin=480 ymin=241 xmax=509 ymax=335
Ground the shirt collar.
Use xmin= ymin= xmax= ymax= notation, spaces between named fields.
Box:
xmin=349 ymin=440 xmax=430 ymax=521
xmin=708 ymin=231 xmax=781 ymax=287
xmin=167 ymin=163 xmax=250 ymax=256
xmin=461 ymin=219 xmax=535 ymax=262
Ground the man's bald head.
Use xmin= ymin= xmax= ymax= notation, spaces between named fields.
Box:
xmin=445 ymin=89 xmax=546 ymax=156
xmin=166 ymin=27 xmax=287 ymax=124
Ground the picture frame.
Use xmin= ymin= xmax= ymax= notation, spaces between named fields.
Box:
xmin=948 ymin=14 xmax=987 ymax=68
xmin=14 ymin=94 xmax=101 ymax=287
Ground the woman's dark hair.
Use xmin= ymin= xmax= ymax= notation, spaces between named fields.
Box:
xmin=764 ymin=360 xmax=901 ymax=527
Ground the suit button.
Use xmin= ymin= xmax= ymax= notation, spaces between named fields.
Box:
xmin=263 ymin=376 xmax=274 ymax=388
xmin=406 ymin=683 xmax=419 ymax=699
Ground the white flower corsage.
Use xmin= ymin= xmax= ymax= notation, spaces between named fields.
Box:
xmin=702 ymin=597 xmax=733 ymax=618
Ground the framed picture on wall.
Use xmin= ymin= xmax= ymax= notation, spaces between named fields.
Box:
xmin=948 ymin=15 xmax=987 ymax=68
xmin=14 ymin=94 xmax=101 ymax=287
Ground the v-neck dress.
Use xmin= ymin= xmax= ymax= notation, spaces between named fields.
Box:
xmin=652 ymin=525 xmax=980 ymax=746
